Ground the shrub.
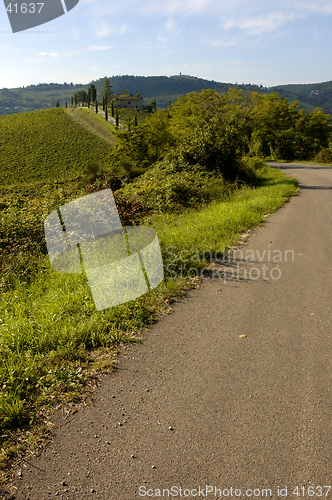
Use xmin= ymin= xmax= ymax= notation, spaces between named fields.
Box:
xmin=314 ymin=147 xmax=332 ymax=164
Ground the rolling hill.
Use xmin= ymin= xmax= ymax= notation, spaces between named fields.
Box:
xmin=0 ymin=107 xmax=114 ymax=195
xmin=1 ymin=74 xmax=332 ymax=117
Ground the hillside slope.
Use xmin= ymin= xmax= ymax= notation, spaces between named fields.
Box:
xmin=0 ymin=108 xmax=114 ymax=194
xmin=271 ymin=80 xmax=332 ymax=115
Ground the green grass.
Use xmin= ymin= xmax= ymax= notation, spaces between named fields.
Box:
xmin=0 ymin=165 xmax=297 ymax=469
xmin=65 ymin=107 xmax=117 ymax=145
xmin=0 ymin=108 xmax=114 ymax=191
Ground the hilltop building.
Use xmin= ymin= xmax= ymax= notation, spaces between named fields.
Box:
xmin=114 ymin=90 xmax=144 ymax=110
xmin=170 ymin=72 xmax=191 ymax=79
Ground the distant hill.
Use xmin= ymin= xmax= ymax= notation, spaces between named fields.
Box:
xmin=270 ymin=80 xmax=332 ymax=115
xmin=0 ymin=76 xmax=265 ymax=116
xmin=1 ymin=75 xmax=332 ymax=116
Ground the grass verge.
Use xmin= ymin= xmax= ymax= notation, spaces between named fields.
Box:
xmin=0 ymin=165 xmax=298 ymax=472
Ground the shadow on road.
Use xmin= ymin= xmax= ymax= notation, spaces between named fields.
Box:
xmin=299 ymin=185 xmax=332 ymax=190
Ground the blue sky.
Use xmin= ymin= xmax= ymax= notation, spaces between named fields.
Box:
xmin=1 ymin=0 xmax=332 ymax=89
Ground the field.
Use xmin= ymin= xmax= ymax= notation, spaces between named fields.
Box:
xmin=0 ymin=108 xmax=114 ymax=196
xmin=0 ymin=103 xmax=299 ymax=471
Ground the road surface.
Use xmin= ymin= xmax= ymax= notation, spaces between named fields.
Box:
xmin=9 ymin=163 xmax=332 ymax=500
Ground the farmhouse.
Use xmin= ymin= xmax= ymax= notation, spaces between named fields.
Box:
xmin=114 ymin=90 xmax=144 ymax=110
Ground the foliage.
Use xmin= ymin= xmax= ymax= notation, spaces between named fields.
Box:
xmin=102 ymin=77 xmax=113 ymax=101
xmin=249 ymin=93 xmax=331 ymax=159
xmin=108 ymin=89 xmax=331 ymax=182
xmin=118 ymin=160 xmax=227 ymax=212
xmin=314 ymin=147 xmax=332 ymax=164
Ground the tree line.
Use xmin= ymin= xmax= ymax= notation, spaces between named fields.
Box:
xmin=103 ymin=88 xmax=331 ymax=189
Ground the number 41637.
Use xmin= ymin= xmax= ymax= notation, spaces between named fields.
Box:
xmin=6 ymin=3 xmax=44 ymax=14
xmin=293 ymin=486 xmax=331 ymax=497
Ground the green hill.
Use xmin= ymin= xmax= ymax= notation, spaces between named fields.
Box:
xmin=2 ymin=75 xmax=332 ymax=117
xmin=0 ymin=76 xmax=264 ymax=116
xmin=271 ymin=80 xmax=332 ymax=115
xmin=0 ymin=107 xmax=114 ymax=194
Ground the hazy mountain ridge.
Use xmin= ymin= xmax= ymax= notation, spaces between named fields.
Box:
xmin=1 ymin=75 xmax=331 ymax=116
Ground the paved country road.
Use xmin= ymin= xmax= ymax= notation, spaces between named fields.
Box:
xmin=8 ymin=163 xmax=332 ymax=499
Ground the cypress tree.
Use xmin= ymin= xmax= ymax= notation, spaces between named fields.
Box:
xmin=102 ymin=96 xmax=105 ymax=111
xmin=111 ymin=100 xmax=114 ymax=117
xmin=116 ymin=110 xmax=119 ymax=129
xmin=102 ymin=77 xmax=113 ymax=102
xmin=134 ymin=111 xmax=138 ymax=127
xmin=105 ymin=105 xmax=108 ymax=122
xmin=65 ymin=101 xmax=67 ymax=108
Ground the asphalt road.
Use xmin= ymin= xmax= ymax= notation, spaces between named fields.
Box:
xmin=10 ymin=163 xmax=332 ymax=500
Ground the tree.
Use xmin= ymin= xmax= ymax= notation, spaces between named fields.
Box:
xmin=134 ymin=111 xmax=138 ymax=127
xmin=105 ymin=105 xmax=108 ymax=122
xmin=102 ymin=96 xmax=105 ymax=112
xmin=74 ymin=93 xmax=78 ymax=107
xmin=116 ymin=110 xmax=119 ymax=128
xmin=103 ymin=77 xmax=113 ymax=102
xmin=90 ymin=83 xmax=97 ymax=103
xmin=65 ymin=101 xmax=67 ymax=108
xmin=76 ymin=90 xmax=87 ymax=106
xmin=111 ymin=100 xmax=114 ymax=117
xmin=71 ymin=96 xmax=73 ymax=106
xmin=95 ymin=92 xmax=98 ymax=113
xmin=55 ymin=100 xmax=60 ymax=107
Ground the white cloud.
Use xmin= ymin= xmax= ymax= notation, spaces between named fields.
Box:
xmin=166 ymin=17 xmax=176 ymax=31
xmin=93 ymin=20 xmax=129 ymax=38
xmin=87 ymin=45 xmax=112 ymax=51
xmin=223 ymin=12 xmax=296 ymax=36
xmin=37 ymin=52 xmax=60 ymax=57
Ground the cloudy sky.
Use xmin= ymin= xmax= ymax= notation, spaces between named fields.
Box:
xmin=1 ymin=0 xmax=332 ymax=89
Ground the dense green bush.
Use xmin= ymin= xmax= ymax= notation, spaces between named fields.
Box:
xmin=119 ymin=159 xmax=227 ymax=212
xmin=314 ymin=147 xmax=332 ymax=164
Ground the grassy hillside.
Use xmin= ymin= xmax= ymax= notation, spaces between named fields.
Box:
xmin=0 ymin=108 xmax=114 ymax=195
xmin=65 ymin=107 xmax=117 ymax=145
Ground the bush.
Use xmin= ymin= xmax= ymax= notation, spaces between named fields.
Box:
xmin=119 ymin=160 xmax=227 ymax=212
xmin=314 ymin=147 xmax=332 ymax=164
